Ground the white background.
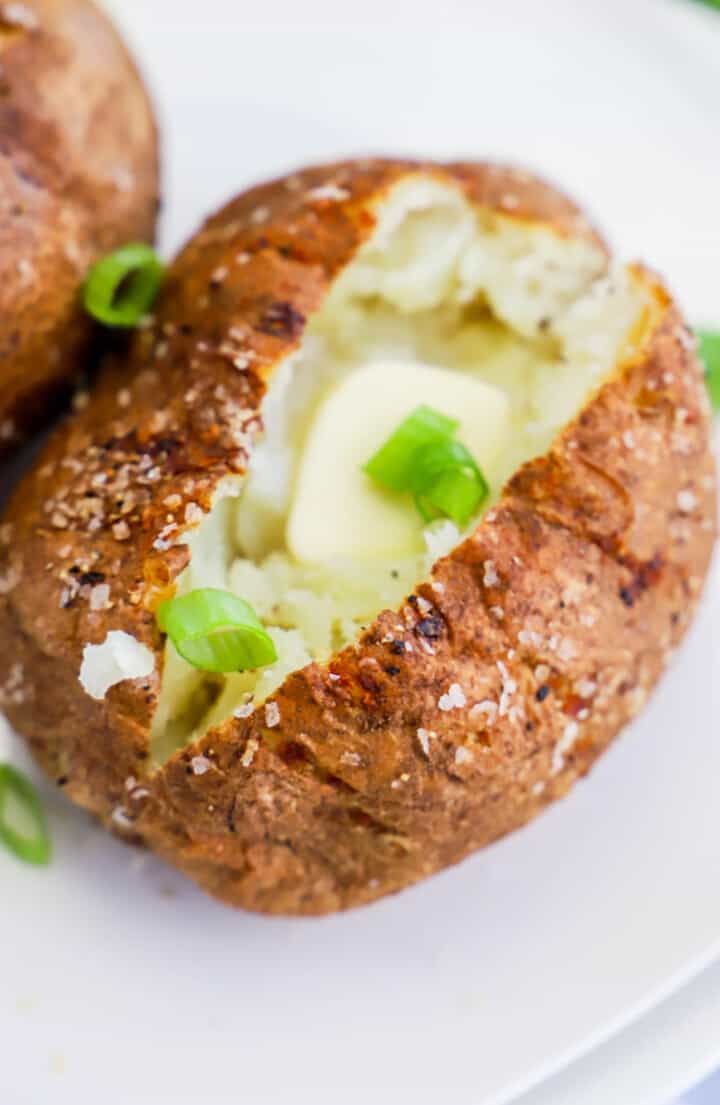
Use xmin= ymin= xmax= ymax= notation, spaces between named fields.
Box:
xmin=0 ymin=2 xmax=718 ymax=1103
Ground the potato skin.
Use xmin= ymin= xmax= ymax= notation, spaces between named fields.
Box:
xmin=0 ymin=159 xmax=715 ymax=915
xmin=0 ymin=0 xmax=159 ymax=450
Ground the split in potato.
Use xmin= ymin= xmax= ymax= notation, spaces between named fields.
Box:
xmin=152 ymin=174 xmax=651 ymax=763
xmin=0 ymin=160 xmax=714 ymax=915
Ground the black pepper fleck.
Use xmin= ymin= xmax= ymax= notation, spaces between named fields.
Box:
xmin=536 ymin=684 xmax=550 ymax=702
xmin=385 ymin=665 xmax=401 ymax=677
xmin=416 ymin=616 xmax=443 ymax=639
xmin=78 ymin=570 xmax=105 ymax=586
xmin=389 ymin=640 xmax=405 ymax=655
xmin=619 ymin=587 xmax=634 ymax=608
xmin=258 ymin=300 xmax=306 ymax=339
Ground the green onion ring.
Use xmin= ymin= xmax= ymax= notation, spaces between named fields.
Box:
xmin=698 ymin=330 xmax=720 ymax=412
xmin=83 ymin=242 xmax=164 ymax=328
xmin=157 ymin=588 xmax=278 ymax=673
xmin=410 ymin=438 xmax=489 ymax=527
xmin=364 ymin=404 xmax=459 ymax=491
xmin=0 ymin=764 xmax=51 ymax=866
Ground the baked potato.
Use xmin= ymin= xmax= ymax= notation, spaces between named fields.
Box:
xmin=0 ymin=0 xmax=159 ymax=451
xmin=0 ymin=159 xmax=715 ymax=915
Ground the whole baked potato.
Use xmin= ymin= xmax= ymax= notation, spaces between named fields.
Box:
xmin=0 ymin=0 xmax=159 ymax=451
xmin=0 ymin=159 xmax=715 ymax=915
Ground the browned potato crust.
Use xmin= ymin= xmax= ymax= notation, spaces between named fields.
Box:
xmin=0 ymin=159 xmax=715 ymax=915
xmin=0 ymin=0 xmax=159 ymax=450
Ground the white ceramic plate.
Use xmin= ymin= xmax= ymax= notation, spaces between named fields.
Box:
xmin=1 ymin=3 xmax=719 ymax=1103
xmin=514 ymin=949 xmax=720 ymax=1105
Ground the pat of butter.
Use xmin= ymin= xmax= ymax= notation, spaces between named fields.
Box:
xmin=287 ymin=360 xmax=510 ymax=562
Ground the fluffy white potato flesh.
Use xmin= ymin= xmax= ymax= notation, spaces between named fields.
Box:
xmin=80 ymin=632 xmax=155 ymax=701
xmin=150 ymin=175 xmax=651 ymax=761
xmin=287 ymin=360 xmax=511 ymax=563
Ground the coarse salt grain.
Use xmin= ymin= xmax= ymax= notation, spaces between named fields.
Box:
xmin=340 ymin=750 xmax=362 ymax=768
xmin=153 ymin=523 xmax=178 ymax=551
xmin=497 ymin=660 xmax=517 ymax=717
xmin=490 ymin=606 xmax=504 ymax=620
xmin=454 ymin=746 xmax=472 ymax=765
xmin=307 ymin=184 xmax=350 ymax=202
xmin=438 ymin=682 xmax=466 ymax=712
xmin=552 ymin=721 xmax=580 ymax=774
xmin=184 ymin=502 xmax=203 ymax=525
xmin=240 ymin=738 xmax=259 ymax=768
xmin=622 ymin=430 xmax=635 ymax=449
xmin=677 ymin=489 xmax=697 ymax=513
xmin=111 ymin=807 xmax=134 ymax=831
xmin=470 ymin=700 xmax=498 ymax=725
xmin=112 ymin=521 xmax=130 ymax=541
xmin=576 ymin=678 xmax=597 ymax=698
xmin=417 ymin=728 xmax=433 ymax=757
xmin=233 ymin=701 xmax=254 ymax=719
xmin=89 ymin=583 xmax=111 ymax=611
xmin=483 ymin=560 xmax=500 ymax=587
xmin=191 ymin=755 xmax=211 ymax=776
xmin=264 ymin=702 xmax=280 ymax=728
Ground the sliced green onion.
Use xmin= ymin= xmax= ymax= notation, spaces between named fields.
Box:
xmin=157 ymin=588 xmax=278 ymax=673
xmin=698 ymin=330 xmax=720 ymax=412
xmin=0 ymin=764 xmax=51 ymax=866
xmin=410 ymin=438 xmax=489 ymax=527
xmin=83 ymin=242 xmax=164 ymax=328
xmin=364 ymin=404 xmax=459 ymax=491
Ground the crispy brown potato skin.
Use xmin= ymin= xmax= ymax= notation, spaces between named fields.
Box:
xmin=0 ymin=159 xmax=715 ymax=915
xmin=0 ymin=0 xmax=159 ymax=450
